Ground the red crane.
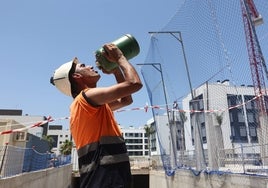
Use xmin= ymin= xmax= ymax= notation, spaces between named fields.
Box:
xmin=240 ymin=0 xmax=268 ymax=115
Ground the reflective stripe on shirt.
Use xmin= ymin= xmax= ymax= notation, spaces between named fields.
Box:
xmin=79 ymin=153 xmax=129 ymax=175
xmin=100 ymin=153 xmax=129 ymax=165
xmin=77 ymin=136 xmax=125 ymax=157
xmin=77 ymin=136 xmax=129 ymax=175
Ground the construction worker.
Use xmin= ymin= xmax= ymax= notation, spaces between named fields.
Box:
xmin=50 ymin=43 xmax=143 ymax=187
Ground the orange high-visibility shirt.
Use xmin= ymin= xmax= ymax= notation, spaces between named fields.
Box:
xmin=70 ymin=90 xmax=122 ymax=149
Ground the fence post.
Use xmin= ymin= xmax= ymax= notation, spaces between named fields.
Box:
xmin=241 ymin=144 xmax=245 ymax=173
xmin=0 ymin=143 xmax=8 ymax=175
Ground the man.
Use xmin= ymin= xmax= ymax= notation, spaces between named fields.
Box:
xmin=50 ymin=43 xmax=143 ymax=188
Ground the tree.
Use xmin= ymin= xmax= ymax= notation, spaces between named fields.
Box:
xmin=60 ymin=139 xmax=73 ymax=155
xmin=144 ymin=125 xmax=153 ymax=157
xmin=144 ymin=125 xmax=153 ymax=169
xmin=215 ymin=113 xmax=223 ymax=126
xmin=42 ymin=135 xmax=55 ymax=152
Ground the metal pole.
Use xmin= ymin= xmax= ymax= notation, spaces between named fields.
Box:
xmin=137 ymin=63 xmax=176 ymax=167
xmin=178 ymin=32 xmax=194 ymax=99
xmin=147 ymin=31 xmax=207 ymax=170
xmin=137 ymin=63 xmax=170 ymax=121
xmin=0 ymin=143 xmax=8 ymax=175
xmin=148 ymin=31 xmax=194 ymax=99
xmin=241 ymin=144 xmax=246 ymax=173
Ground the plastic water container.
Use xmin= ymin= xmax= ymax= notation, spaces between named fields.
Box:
xmin=95 ymin=34 xmax=140 ymax=71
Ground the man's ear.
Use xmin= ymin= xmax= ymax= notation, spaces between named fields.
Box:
xmin=72 ymin=72 xmax=82 ymax=79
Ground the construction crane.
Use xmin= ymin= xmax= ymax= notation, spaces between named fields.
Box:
xmin=240 ymin=0 xmax=268 ymax=115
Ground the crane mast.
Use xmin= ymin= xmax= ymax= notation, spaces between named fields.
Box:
xmin=240 ymin=0 xmax=267 ymax=115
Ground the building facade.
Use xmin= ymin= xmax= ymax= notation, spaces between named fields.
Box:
xmin=143 ymin=80 xmax=266 ymax=169
xmin=71 ymin=125 xmax=149 ymax=171
xmin=182 ymin=80 xmax=262 ymax=165
xmin=0 ymin=109 xmax=48 ymax=149
xmin=121 ymin=126 xmax=149 ymax=157
xmin=47 ymin=125 xmax=71 ymax=155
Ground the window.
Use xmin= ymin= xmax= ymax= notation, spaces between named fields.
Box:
xmin=198 ymin=99 xmax=204 ymax=110
xmin=14 ymin=132 xmax=27 ymax=141
xmin=249 ymin=126 xmax=257 ymax=137
xmin=238 ymin=112 xmax=245 ymax=122
xmin=247 ymin=112 xmax=254 ymax=123
xmin=134 ymin=133 xmax=142 ymax=137
xmin=240 ymin=126 xmax=247 ymax=137
xmin=128 ymin=151 xmax=143 ymax=156
xmin=199 ymin=114 xmax=205 ymax=123
xmin=201 ymin=123 xmax=207 ymax=143
xmin=229 ymin=113 xmax=233 ymax=122
xmin=189 ymin=94 xmax=206 ymax=145
xmin=227 ymin=94 xmax=242 ymax=107
xmin=228 ymin=95 xmax=249 ymax=143
xmin=127 ymin=145 xmax=142 ymax=150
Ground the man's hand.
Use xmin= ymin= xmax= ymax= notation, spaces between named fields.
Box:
xmin=102 ymin=43 xmax=124 ymax=63
xmin=98 ymin=65 xmax=121 ymax=75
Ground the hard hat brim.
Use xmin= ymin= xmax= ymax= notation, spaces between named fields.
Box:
xmin=51 ymin=57 xmax=79 ymax=97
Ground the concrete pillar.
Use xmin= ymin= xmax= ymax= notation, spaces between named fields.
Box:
xmin=206 ymin=114 xmax=219 ymax=170
xmin=193 ymin=113 xmax=206 ymax=170
xmin=258 ymin=114 xmax=268 ymax=165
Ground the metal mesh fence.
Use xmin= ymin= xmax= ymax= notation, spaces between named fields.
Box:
xmin=141 ymin=0 xmax=268 ymax=178
xmin=0 ymin=144 xmax=71 ymax=178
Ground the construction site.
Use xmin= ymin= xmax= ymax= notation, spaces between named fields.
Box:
xmin=1 ymin=0 xmax=268 ymax=187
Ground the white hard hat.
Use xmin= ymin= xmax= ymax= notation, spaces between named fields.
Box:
xmin=50 ymin=57 xmax=79 ymax=97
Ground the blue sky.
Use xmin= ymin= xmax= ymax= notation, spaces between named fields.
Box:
xmin=0 ymin=0 xmax=183 ymax=129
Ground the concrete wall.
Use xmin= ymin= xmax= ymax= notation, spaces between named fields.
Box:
xmin=0 ymin=164 xmax=72 ymax=188
xmin=2 ymin=166 xmax=268 ymax=188
xmin=150 ymin=170 xmax=268 ymax=188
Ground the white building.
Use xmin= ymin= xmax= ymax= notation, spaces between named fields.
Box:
xmin=71 ymin=125 xmax=149 ymax=171
xmin=144 ymin=80 xmax=264 ymax=169
xmin=182 ymin=80 xmax=262 ymax=161
xmin=146 ymin=111 xmax=185 ymax=155
xmin=146 ymin=116 xmax=168 ymax=156
xmin=47 ymin=125 xmax=71 ymax=155
xmin=183 ymin=81 xmax=258 ymax=150
xmin=121 ymin=126 xmax=149 ymax=157
xmin=0 ymin=110 xmax=50 ymax=177
xmin=0 ymin=109 xmax=46 ymax=146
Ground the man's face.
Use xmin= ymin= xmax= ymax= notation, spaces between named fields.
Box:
xmin=74 ymin=63 xmax=100 ymax=82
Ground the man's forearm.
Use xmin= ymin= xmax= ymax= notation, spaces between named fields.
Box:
xmin=113 ymin=67 xmax=125 ymax=83
xmin=113 ymin=65 xmax=133 ymax=106
xmin=117 ymin=57 xmax=142 ymax=86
